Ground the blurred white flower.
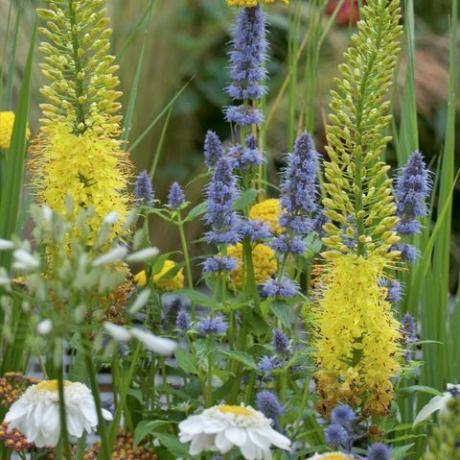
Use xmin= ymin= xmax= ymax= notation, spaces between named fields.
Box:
xmin=103 ymin=211 xmax=118 ymax=225
xmin=42 ymin=206 xmax=53 ymax=222
xmin=414 ymin=384 xmax=460 ymax=425
xmin=130 ymin=328 xmax=177 ymax=356
xmin=92 ymin=246 xmax=127 ymax=267
xmin=4 ymin=380 xmax=113 ymax=448
xmin=103 ymin=322 xmax=131 ymax=342
xmin=0 ymin=239 xmax=14 ymax=250
xmin=37 ymin=319 xmax=53 ymax=335
xmin=125 ymin=247 xmax=159 ymax=263
xmin=129 ymin=289 xmax=151 ymax=314
xmin=178 ymin=404 xmax=291 ymax=459
xmin=13 ymin=249 xmax=39 ymax=270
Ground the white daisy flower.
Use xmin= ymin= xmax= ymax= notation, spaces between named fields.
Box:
xmin=413 ymin=383 xmax=460 ymax=425
xmin=308 ymin=453 xmax=353 ymax=459
xmin=178 ymin=404 xmax=291 ymax=460
xmin=3 ymin=380 xmax=113 ymax=448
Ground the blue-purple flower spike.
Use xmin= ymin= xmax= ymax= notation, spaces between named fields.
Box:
xmin=167 ymin=182 xmax=185 ymax=209
xmin=279 ymin=132 xmax=318 ymax=235
xmin=368 ymin=443 xmax=392 ymax=460
xmin=225 ymin=6 xmax=267 ymax=127
xmin=204 ymin=130 xmax=225 ymax=169
xmin=205 ymin=157 xmax=240 ymax=245
xmin=261 ymin=277 xmax=299 ymax=299
xmin=325 ymin=424 xmax=349 ymax=448
xmin=395 ymin=151 xmax=430 ymax=235
xmin=135 ymin=170 xmax=154 ymax=208
xmin=256 ymin=391 xmax=283 ymax=420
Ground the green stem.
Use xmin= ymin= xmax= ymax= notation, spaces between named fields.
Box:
xmin=110 ymin=342 xmax=142 ymax=443
xmin=177 ymin=215 xmax=193 ymax=288
xmin=57 ymin=362 xmax=72 ymax=460
xmin=83 ymin=343 xmax=111 ymax=460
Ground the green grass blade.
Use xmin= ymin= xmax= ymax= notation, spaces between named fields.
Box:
xmin=0 ymin=21 xmax=36 ymax=270
xmin=5 ymin=2 xmax=23 ymax=110
xmin=397 ymin=0 xmax=419 ymax=164
xmin=149 ymin=105 xmax=173 ymax=181
xmin=0 ymin=0 xmax=15 ymax=105
xmin=121 ymin=0 xmax=157 ymax=147
xmin=129 ymin=79 xmax=191 ymax=152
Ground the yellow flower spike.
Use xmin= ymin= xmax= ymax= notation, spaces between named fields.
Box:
xmin=0 ymin=112 xmax=30 ymax=150
xmin=226 ymin=0 xmax=288 ymax=6
xmin=227 ymin=243 xmax=276 ymax=288
xmin=313 ymin=253 xmax=401 ymax=416
xmin=29 ymin=122 xmax=130 ymax=243
xmin=249 ymin=199 xmax=282 ymax=234
xmin=153 ymin=260 xmax=184 ymax=292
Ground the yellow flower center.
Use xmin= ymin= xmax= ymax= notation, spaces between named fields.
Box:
xmin=35 ymin=380 xmax=70 ymax=392
xmin=313 ymin=454 xmax=353 ymax=460
xmin=218 ymin=405 xmax=253 ymax=417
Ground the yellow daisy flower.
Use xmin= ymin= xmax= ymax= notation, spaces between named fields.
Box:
xmin=249 ymin=198 xmax=282 ymax=234
xmin=227 ymin=243 xmax=276 ymax=288
xmin=135 ymin=260 xmax=184 ymax=292
xmin=0 ymin=111 xmax=30 ymax=150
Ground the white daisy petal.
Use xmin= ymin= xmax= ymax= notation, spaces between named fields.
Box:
xmin=2 ymin=379 xmax=108 ymax=448
xmin=225 ymin=426 xmax=247 ymax=446
xmin=215 ymin=431 xmax=233 ymax=453
xmin=178 ymin=404 xmax=291 ymax=459
xmin=413 ymin=393 xmax=450 ymax=426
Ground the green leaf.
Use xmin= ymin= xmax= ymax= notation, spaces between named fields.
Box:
xmin=220 ymin=349 xmax=257 ymax=370
xmin=176 ymin=289 xmax=215 ymax=306
xmin=153 ymin=433 xmax=192 ymax=459
xmin=133 ymin=420 xmax=171 ymax=446
xmin=270 ymin=302 xmax=291 ymax=328
xmin=234 ymin=189 xmax=258 ymax=211
xmin=175 ymin=348 xmax=197 ymax=374
xmin=399 ymin=385 xmax=442 ymax=396
xmin=183 ymin=201 xmax=207 ymax=222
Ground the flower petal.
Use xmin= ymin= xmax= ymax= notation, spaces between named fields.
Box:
xmin=413 ymin=394 xmax=450 ymax=426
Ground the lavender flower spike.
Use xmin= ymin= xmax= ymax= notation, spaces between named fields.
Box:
xmin=256 ymin=391 xmax=283 ymax=420
xmin=167 ymin=182 xmax=185 ymax=209
xmin=395 ymin=151 xmax=430 ymax=235
xmin=225 ymin=6 xmax=267 ymax=127
xmin=279 ymin=132 xmax=319 ymax=235
xmin=261 ymin=277 xmax=299 ymax=299
xmin=204 ymin=130 xmax=225 ymax=169
xmin=205 ymin=156 xmax=240 ymax=245
xmin=197 ymin=315 xmax=228 ymax=337
xmin=226 ymin=6 xmax=267 ymax=102
xmin=368 ymin=443 xmax=392 ymax=460
xmin=135 ymin=170 xmax=154 ymax=207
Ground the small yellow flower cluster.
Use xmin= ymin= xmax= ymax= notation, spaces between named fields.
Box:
xmin=0 ymin=422 xmax=31 ymax=452
xmin=84 ymin=431 xmax=158 ymax=460
xmin=0 ymin=373 xmax=39 ymax=407
xmin=227 ymin=243 xmax=276 ymax=288
xmin=0 ymin=112 xmax=30 ymax=150
xmin=135 ymin=260 xmax=184 ymax=292
xmin=249 ymin=199 xmax=282 ymax=234
xmin=313 ymin=253 xmax=401 ymax=416
xmin=226 ymin=0 xmax=288 ymax=6
xmin=29 ymin=122 xmax=131 ymax=243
